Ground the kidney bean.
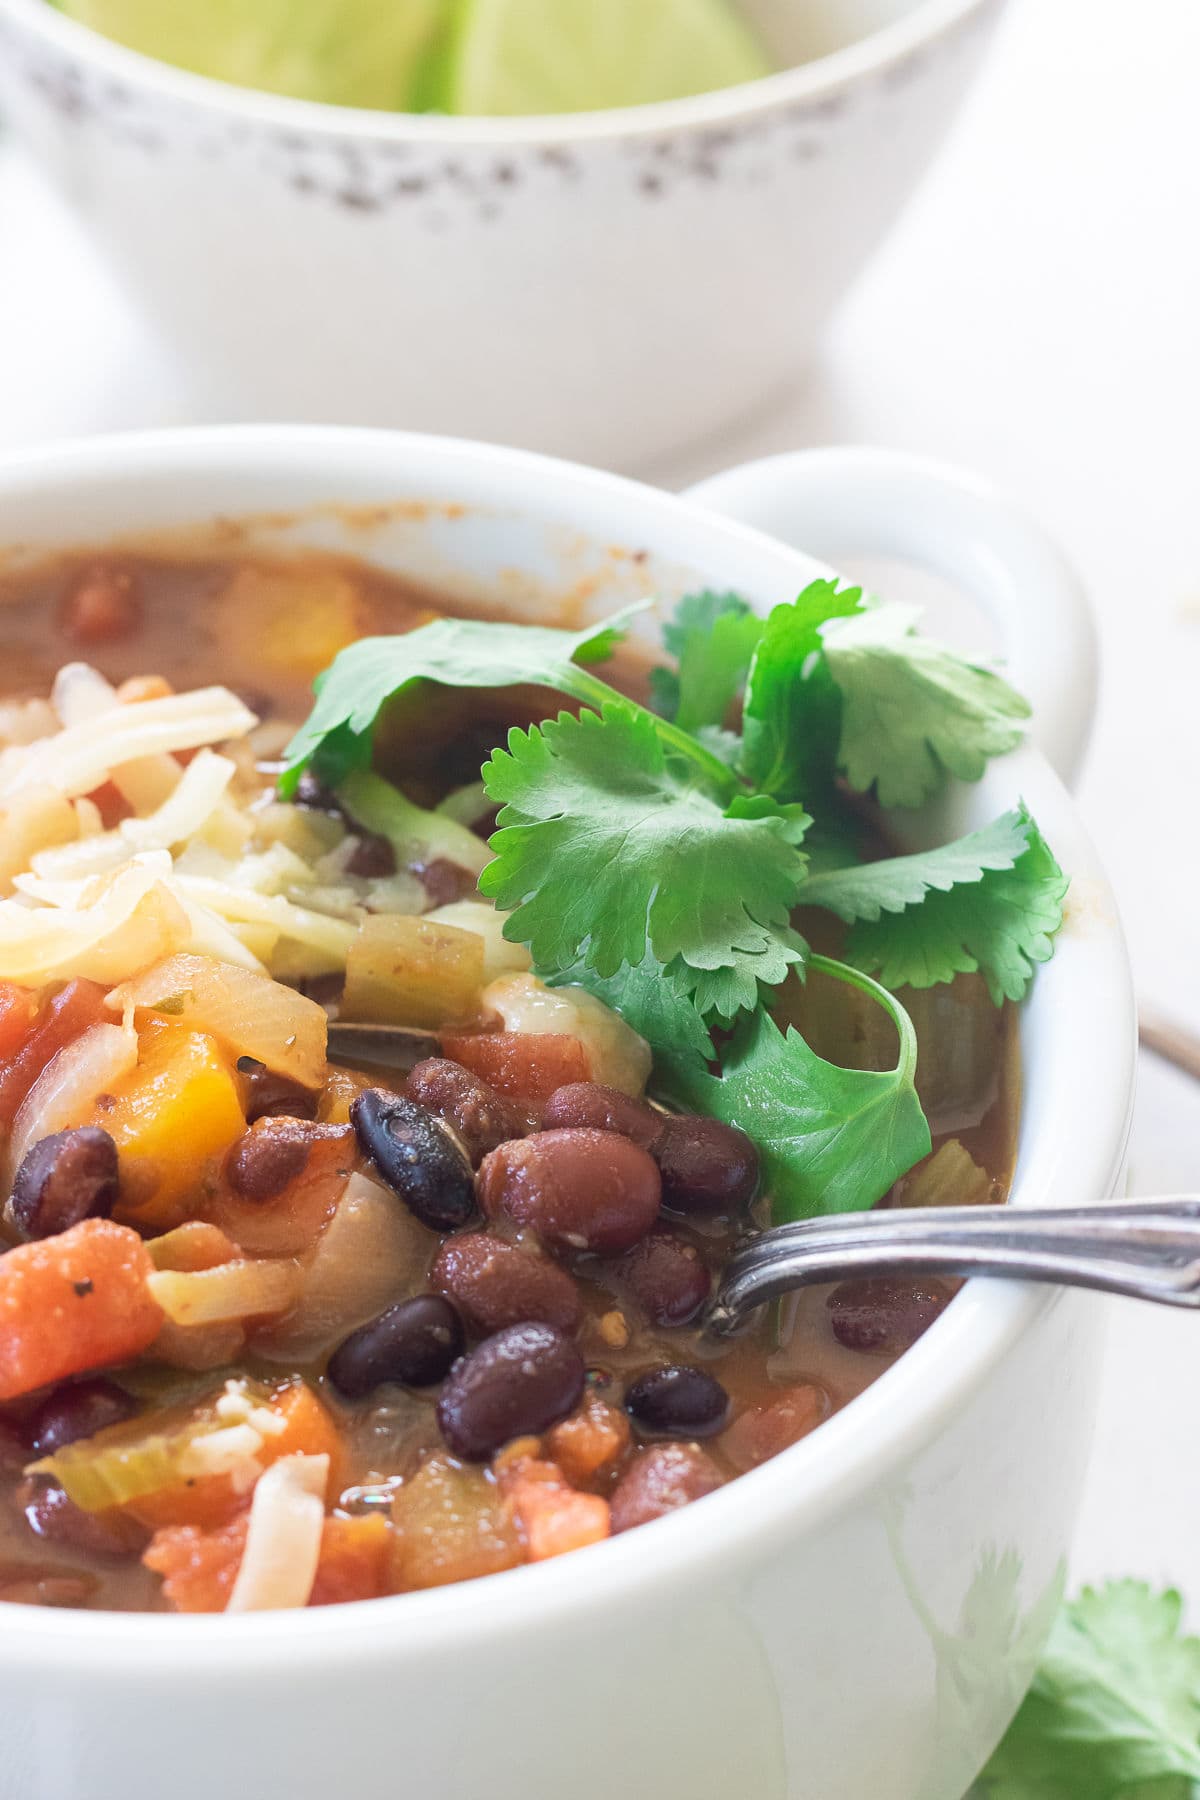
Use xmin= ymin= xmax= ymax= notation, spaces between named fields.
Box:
xmin=59 ymin=562 xmax=141 ymax=645
xmin=344 ymin=831 xmax=397 ymax=879
xmin=10 ymin=1127 xmax=119 ymax=1240
xmin=827 ymin=1277 xmax=951 ymax=1355
xmin=720 ymin=1385 xmax=827 ymax=1472
xmin=351 ymin=1089 xmax=476 ymax=1232
xmin=327 ymin=1296 xmax=466 ymax=1398
xmin=625 ymin=1366 xmax=730 ymax=1438
xmin=653 ymin=1115 xmax=759 ymax=1217
xmin=609 ymin=1443 xmax=724 ymax=1533
xmin=437 ymin=1322 xmax=584 ymax=1461
xmin=227 ymin=1117 xmax=324 ymax=1201
xmin=406 ymin=1058 xmax=529 ymax=1165
xmin=430 ymin=1233 xmax=581 ymax=1336
xmin=477 ymin=1129 xmax=660 ymax=1256
xmin=541 ymin=1083 xmax=662 ymax=1150
xmin=236 ymin=1056 xmax=320 ymax=1124
xmin=18 ymin=1479 xmax=146 ymax=1559
xmin=28 ymin=1380 xmax=137 ymax=1458
xmin=415 ymin=859 xmax=477 ymax=907
xmin=615 ymin=1232 xmax=711 ymax=1327
xmin=0 ymin=1563 xmax=98 ymax=1606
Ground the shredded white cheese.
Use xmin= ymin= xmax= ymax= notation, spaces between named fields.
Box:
xmin=225 ymin=1454 xmax=329 ymax=1613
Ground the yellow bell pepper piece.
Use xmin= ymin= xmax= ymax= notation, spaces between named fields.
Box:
xmin=102 ymin=1022 xmax=246 ymax=1229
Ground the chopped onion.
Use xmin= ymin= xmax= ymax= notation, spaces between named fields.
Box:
xmin=426 ymin=900 xmax=533 ymax=981
xmin=900 ymin=1139 xmax=993 ymax=1208
xmin=110 ymin=951 xmax=327 ymax=1086
xmin=253 ymin=1173 xmax=434 ymax=1362
xmin=7 ymin=1020 xmax=138 ymax=1187
xmin=147 ymin=1259 xmax=304 ymax=1327
xmin=480 ymin=973 xmax=651 ymax=1096
xmin=0 ymin=684 xmax=256 ymax=804
xmin=225 ymin=1452 xmax=329 ymax=1613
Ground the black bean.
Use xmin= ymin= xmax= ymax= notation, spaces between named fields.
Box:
xmin=437 ymin=1322 xmax=584 ymax=1461
xmin=351 ymin=1088 xmax=475 ymax=1232
xmin=28 ymin=1380 xmax=137 ymax=1457
xmin=407 ymin=1058 xmax=528 ymax=1165
xmin=18 ymin=1479 xmax=146 ymax=1559
xmin=11 ymin=1128 xmax=119 ymax=1240
xmin=653 ymin=1115 xmax=759 ymax=1217
xmin=236 ymin=1057 xmax=320 ymax=1124
xmin=625 ymin=1365 xmax=730 ymax=1439
xmin=327 ymin=1296 xmax=466 ymax=1398
xmin=826 ymin=1277 xmax=951 ymax=1355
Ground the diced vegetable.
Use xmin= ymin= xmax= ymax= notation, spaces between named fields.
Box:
xmin=147 ymin=1221 xmax=241 ymax=1272
xmin=0 ymin=978 xmax=109 ymax=1125
xmin=145 ymin=1508 xmax=392 ymax=1613
xmin=225 ymin=1452 xmax=329 ymax=1612
xmin=6 ymin=1020 xmax=137 ymax=1184
xmin=545 ymin=1388 xmax=631 ymax=1485
xmin=343 ymin=913 xmax=485 ymax=1029
xmin=337 ymin=768 xmax=491 ymax=882
xmin=214 ymin=564 xmax=366 ymax=684
xmin=425 ymin=900 xmax=533 ymax=981
xmin=0 ymin=1218 xmax=162 ymax=1401
xmin=0 ymin=981 xmax=41 ymax=1062
xmin=391 ymin=1454 xmax=521 ymax=1591
xmin=308 ymin=1513 xmax=392 ymax=1607
xmin=253 ymin=1171 xmax=434 ymax=1362
xmin=478 ymin=973 xmax=651 ymax=1095
xmin=147 ymin=1259 xmax=303 ymax=1327
xmin=101 ymin=1023 xmax=246 ymax=1229
xmin=497 ymin=1451 xmax=610 ymax=1562
xmin=439 ymin=1030 xmax=590 ymax=1107
xmin=898 ymin=1138 xmax=994 ymax=1208
xmin=108 ymin=952 xmax=328 ymax=1088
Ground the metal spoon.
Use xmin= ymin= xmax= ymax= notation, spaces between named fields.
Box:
xmin=705 ymin=1197 xmax=1200 ymax=1335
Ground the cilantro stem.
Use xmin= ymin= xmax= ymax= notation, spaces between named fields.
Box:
xmin=807 ymin=953 xmax=920 ymax=1087
xmin=565 ymin=667 xmax=742 ymax=800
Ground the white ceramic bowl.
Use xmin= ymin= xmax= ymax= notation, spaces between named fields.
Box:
xmin=0 ymin=428 xmax=1133 ymax=1800
xmin=0 ymin=0 xmax=1004 ymax=465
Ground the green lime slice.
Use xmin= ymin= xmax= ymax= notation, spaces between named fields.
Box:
xmin=54 ymin=0 xmax=450 ymax=111
xmin=438 ymin=0 xmax=773 ymax=116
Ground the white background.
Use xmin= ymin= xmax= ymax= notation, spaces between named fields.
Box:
xmin=0 ymin=0 xmax=1198 ymax=1598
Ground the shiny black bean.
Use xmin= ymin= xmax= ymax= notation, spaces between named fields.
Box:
xmin=18 ymin=1479 xmax=146 ymax=1559
xmin=11 ymin=1128 xmax=119 ymax=1240
xmin=625 ymin=1365 xmax=730 ymax=1438
xmin=437 ymin=1322 xmax=584 ymax=1461
xmin=28 ymin=1380 xmax=137 ymax=1457
xmin=236 ymin=1056 xmax=320 ymax=1124
xmin=328 ymin=1296 xmax=466 ymax=1398
xmin=826 ymin=1277 xmax=951 ymax=1355
xmin=351 ymin=1089 xmax=476 ymax=1232
xmin=653 ymin=1115 xmax=759 ymax=1217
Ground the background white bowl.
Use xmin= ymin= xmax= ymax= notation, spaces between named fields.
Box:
xmin=0 ymin=427 xmax=1134 ymax=1800
xmin=0 ymin=0 xmax=1002 ymax=466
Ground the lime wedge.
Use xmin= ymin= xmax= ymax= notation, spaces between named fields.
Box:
xmin=55 ymin=0 xmax=450 ymax=111
xmin=438 ymin=0 xmax=773 ymax=116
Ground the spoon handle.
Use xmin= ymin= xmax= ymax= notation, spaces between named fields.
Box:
xmin=708 ymin=1197 xmax=1200 ymax=1334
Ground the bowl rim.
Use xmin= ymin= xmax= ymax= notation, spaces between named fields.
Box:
xmin=0 ymin=423 xmax=1135 ymax=1671
xmin=0 ymin=0 xmax=996 ymax=145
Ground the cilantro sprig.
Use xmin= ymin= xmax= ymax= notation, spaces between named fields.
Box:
xmin=284 ymin=575 xmax=1063 ymax=1223
xmin=979 ymin=1583 xmax=1200 ymax=1798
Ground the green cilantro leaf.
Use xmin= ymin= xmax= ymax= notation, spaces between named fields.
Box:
xmin=740 ymin=579 xmax=865 ymax=801
xmin=649 ymin=589 xmax=763 ymax=733
xmin=801 ymin=804 xmax=1068 ymax=1003
xmin=280 ymin=605 xmax=647 ymax=795
xmin=820 ymin=602 xmax=1031 ymax=807
xmin=678 ymin=922 xmax=808 ymax=1022
xmin=980 ymin=1584 xmax=1200 ymax=1799
xmin=479 ymin=703 xmax=809 ymax=981
xmin=545 ymin=951 xmax=715 ymax=1072
xmin=656 ymin=956 xmax=931 ymax=1220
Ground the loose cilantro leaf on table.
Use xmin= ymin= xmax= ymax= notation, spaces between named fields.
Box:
xmin=979 ymin=1584 xmax=1200 ymax=1799
xmin=281 ymin=606 xmax=647 ymax=795
xmin=479 ymin=702 xmax=809 ymax=983
xmin=739 ymin=578 xmax=865 ymax=801
xmin=820 ymin=602 xmax=1031 ymax=808
xmin=649 ymin=589 xmax=764 ymax=732
xmin=656 ymin=956 xmax=931 ymax=1220
xmin=801 ymin=804 xmax=1068 ymax=1003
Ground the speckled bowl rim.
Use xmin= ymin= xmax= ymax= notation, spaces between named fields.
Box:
xmin=0 ymin=0 xmax=995 ymax=143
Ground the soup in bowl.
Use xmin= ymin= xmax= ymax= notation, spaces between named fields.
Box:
xmin=0 ymin=429 xmax=1133 ymax=1800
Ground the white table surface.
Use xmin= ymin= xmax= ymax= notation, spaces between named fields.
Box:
xmin=1 ymin=0 xmax=1198 ymax=1605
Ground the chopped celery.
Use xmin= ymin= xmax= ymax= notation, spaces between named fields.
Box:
xmin=898 ymin=1139 xmax=994 ymax=1209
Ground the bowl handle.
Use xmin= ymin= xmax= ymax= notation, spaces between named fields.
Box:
xmin=683 ymin=446 xmax=1096 ymax=787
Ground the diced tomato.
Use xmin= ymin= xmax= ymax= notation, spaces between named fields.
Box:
xmin=0 ymin=1219 xmax=163 ymax=1401
xmin=86 ymin=781 xmax=131 ymax=830
xmin=146 ymin=1509 xmax=392 ymax=1613
xmin=719 ymin=1384 xmax=827 ymax=1472
xmin=0 ymin=983 xmax=40 ymax=1066
xmin=439 ymin=1031 xmax=590 ymax=1108
xmin=0 ymin=979 xmax=109 ymax=1126
xmin=497 ymin=1452 xmax=610 ymax=1562
xmin=545 ymin=1389 xmax=631 ymax=1486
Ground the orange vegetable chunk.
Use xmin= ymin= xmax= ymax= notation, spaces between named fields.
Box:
xmin=146 ymin=1510 xmax=392 ymax=1613
xmin=0 ymin=1218 xmax=162 ymax=1401
xmin=309 ymin=1514 xmax=392 ymax=1607
xmin=439 ymin=1031 xmax=590 ymax=1108
xmin=0 ymin=979 xmax=108 ymax=1126
xmin=103 ymin=1023 xmax=246 ymax=1230
xmin=0 ymin=982 xmax=41 ymax=1065
xmin=497 ymin=1452 xmax=610 ymax=1562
